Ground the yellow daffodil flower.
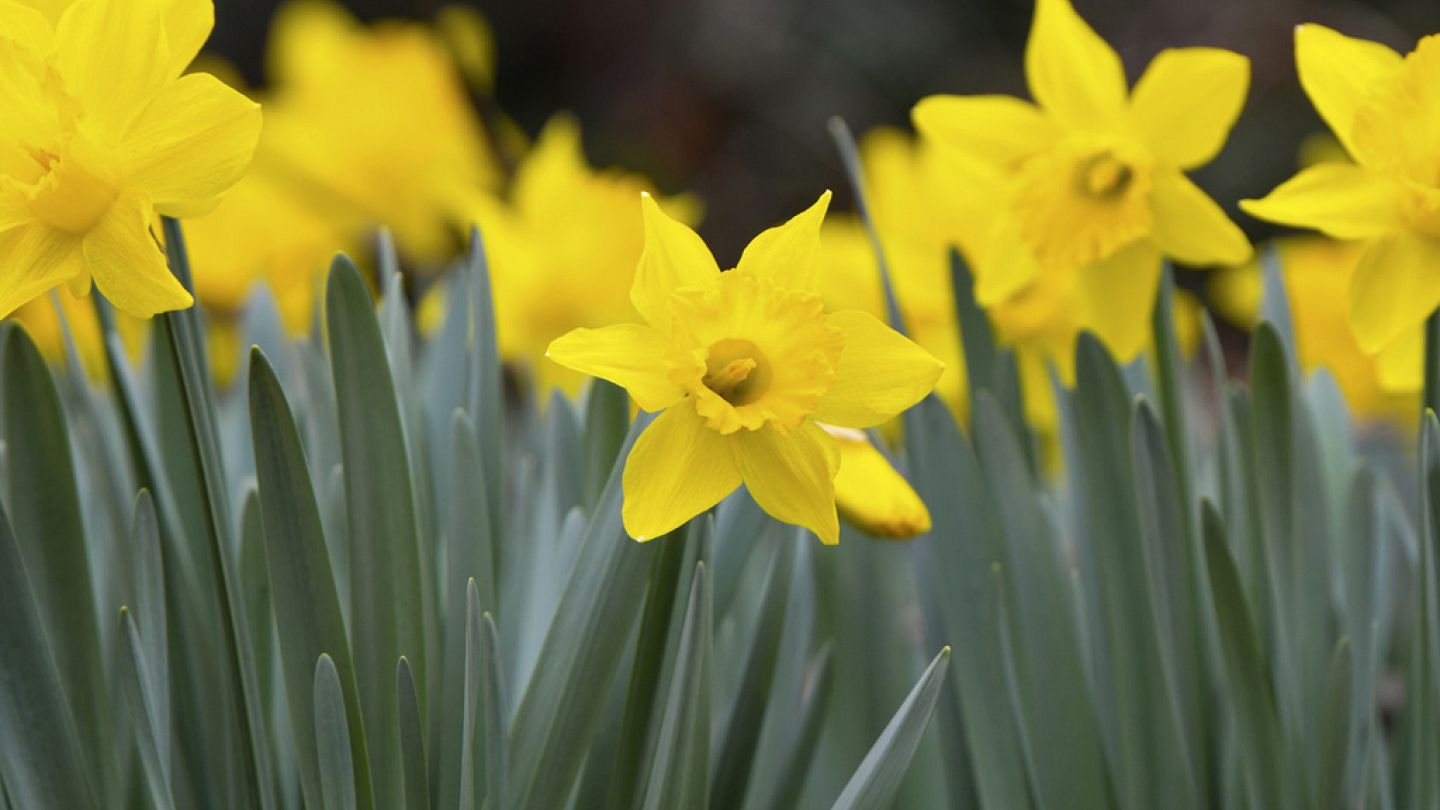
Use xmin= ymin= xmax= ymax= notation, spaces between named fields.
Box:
xmin=470 ymin=115 xmax=701 ymax=397
xmin=12 ymin=287 xmax=145 ymax=378
xmin=1241 ymin=26 xmax=1440 ymax=357
xmin=547 ymin=193 xmax=943 ymax=544
xmin=0 ymin=0 xmax=261 ymax=318
xmin=260 ymin=0 xmax=504 ymax=265
xmin=912 ymin=0 xmax=1251 ymax=363
xmin=824 ymin=425 xmax=931 ymax=539
xmin=1211 ymin=237 xmax=1419 ymax=425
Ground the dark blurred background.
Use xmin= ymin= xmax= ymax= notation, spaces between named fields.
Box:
xmin=209 ymin=0 xmax=1440 ymax=264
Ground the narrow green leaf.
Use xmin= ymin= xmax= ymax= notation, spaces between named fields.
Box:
xmin=130 ymin=491 xmax=170 ymax=780
xmin=0 ymin=499 xmax=97 ymax=809
xmin=479 ymin=612 xmax=508 ymax=810
xmin=249 ymin=348 xmax=374 ymax=810
xmin=397 ymin=658 xmax=429 ymax=810
xmin=641 ymin=562 xmax=713 ymax=810
xmin=326 ymin=255 xmax=427 ymax=808
xmin=829 ymin=647 xmax=951 ymax=810
xmin=466 ymin=227 xmax=505 ymax=547
xmin=316 ymin=655 xmax=358 ymax=810
xmin=118 ymin=608 xmax=176 ymax=810
xmin=1318 ymin=639 xmax=1353 ymax=809
xmin=754 ymin=645 xmax=834 ymax=810
xmin=581 ymin=380 xmax=631 ymax=509
xmin=949 ymin=248 xmax=1029 ymax=461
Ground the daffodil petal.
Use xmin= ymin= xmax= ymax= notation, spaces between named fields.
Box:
xmin=734 ymin=421 xmax=840 ymax=545
xmin=1024 ymin=0 xmax=1127 ymax=126
xmin=161 ymin=0 xmax=213 ymax=77
xmin=1129 ymin=48 xmax=1249 ymax=169
xmin=1349 ymin=231 xmax=1440 ymax=354
xmin=1078 ymin=240 xmax=1162 ymax=362
xmin=827 ymin=427 xmax=930 ymax=539
xmin=54 ymin=0 xmax=169 ymax=131
xmin=0 ymin=2 xmax=51 ymax=46
xmin=911 ymin=95 xmax=1056 ymax=168
xmin=0 ymin=183 xmax=29 ymax=232
xmin=84 ymin=196 xmax=192 ymax=318
xmin=124 ymin=73 xmax=261 ymax=218
xmin=0 ymin=224 xmax=83 ymax=318
xmin=621 ymin=404 xmax=741 ymax=541
xmin=975 ymin=216 xmax=1042 ymax=305
xmin=631 ymin=192 xmax=720 ymax=326
xmin=1150 ymin=171 xmax=1251 ymax=266
xmin=736 ymin=191 xmax=830 ymax=294
xmin=1240 ymin=163 xmax=1404 ymax=239
xmin=546 ymin=323 xmax=685 ymax=412
xmin=814 ymin=309 xmax=943 ymax=429
xmin=1295 ymin=23 xmax=1402 ymax=162
xmin=1374 ymin=326 xmax=1423 ymax=394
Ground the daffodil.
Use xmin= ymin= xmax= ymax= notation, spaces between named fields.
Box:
xmin=825 ymin=425 xmax=931 ymax=539
xmin=547 ymin=193 xmax=943 ymax=544
xmin=260 ymin=0 xmax=504 ymax=265
xmin=912 ymin=0 xmax=1251 ymax=363
xmin=469 ymin=115 xmax=700 ymax=396
xmin=1241 ymin=26 xmax=1440 ymax=357
xmin=12 ymin=286 xmax=145 ymax=378
xmin=0 ymin=0 xmax=261 ymax=318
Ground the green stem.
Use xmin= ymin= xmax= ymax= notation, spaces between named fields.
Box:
xmin=1426 ymin=310 xmax=1440 ymax=418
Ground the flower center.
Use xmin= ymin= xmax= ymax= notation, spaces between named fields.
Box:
xmin=702 ymin=338 xmax=772 ymax=406
xmin=26 ymin=143 xmax=118 ymax=234
xmin=1078 ymin=152 xmax=1132 ymax=198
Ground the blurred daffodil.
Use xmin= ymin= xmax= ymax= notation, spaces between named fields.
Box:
xmin=12 ymin=287 xmax=145 ymax=378
xmin=470 ymin=115 xmax=700 ymax=396
xmin=261 ymin=0 xmax=503 ymax=264
xmin=547 ymin=193 xmax=943 ymax=544
xmin=0 ymin=0 xmax=260 ymax=318
xmin=1242 ymin=26 xmax=1440 ymax=357
xmin=1211 ymin=238 xmax=1419 ymax=425
xmin=825 ymin=425 xmax=931 ymax=539
xmin=913 ymin=0 xmax=1251 ymax=363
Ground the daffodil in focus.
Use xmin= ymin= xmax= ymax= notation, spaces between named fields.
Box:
xmin=1241 ymin=26 xmax=1440 ymax=358
xmin=261 ymin=0 xmax=504 ymax=264
xmin=824 ymin=425 xmax=931 ymax=539
xmin=470 ymin=115 xmax=700 ymax=396
xmin=913 ymin=0 xmax=1251 ymax=364
xmin=547 ymin=193 xmax=943 ymax=544
xmin=0 ymin=0 xmax=261 ymax=318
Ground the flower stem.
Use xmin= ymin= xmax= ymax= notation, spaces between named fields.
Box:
xmin=1426 ymin=310 xmax=1440 ymax=418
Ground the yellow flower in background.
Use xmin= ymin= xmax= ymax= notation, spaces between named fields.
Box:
xmin=1241 ymin=26 xmax=1440 ymax=358
xmin=470 ymin=115 xmax=700 ymax=396
xmin=261 ymin=0 xmax=503 ymax=265
xmin=0 ymin=0 xmax=261 ymax=318
xmin=913 ymin=0 xmax=1251 ymax=363
xmin=12 ymin=287 xmax=145 ymax=378
xmin=1211 ymin=237 xmax=1419 ymax=425
xmin=825 ymin=425 xmax=931 ymax=539
xmin=548 ymin=193 xmax=943 ymax=544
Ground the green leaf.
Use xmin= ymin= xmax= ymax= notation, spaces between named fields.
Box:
xmin=315 ymin=654 xmax=359 ymax=810
xmin=326 ymin=255 xmax=427 ymax=808
xmin=479 ymin=612 xmax=508 ymax=810
xmin=750 ymin=644 xmax=834 ymax=810
xmin=949 ymin=248 xmax=1029 ymax=462
xmin=118 ymin=608 xmax=176 ymax=810
xmin=641 ymin=562 xmax=712 ymax=810
xmin=249 ymin=348 xmax=374 ymax=810
xmin=0 ymin=499 xmax=97 ymax=809
xmin=0 ymin=326 xmax=107 ymax=786
xmin=582 ymin=380 xmax=631 ymax=510
xmin=130 ymin=492 xmax=170 ymax=782
xmin=396 ymin=658 xmax=429 ymax=810
xmin=466 ymin=227 xmax=505 ymax=547
xmin=828 ymin=647 xmax=951 ymax=810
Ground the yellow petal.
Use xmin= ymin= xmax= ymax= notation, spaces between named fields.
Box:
xmin=975 ymin=215 xmax=1042 ymax=305
xmin=1374 ymin=326 xmax=1422 ymax=394
xmin=814 ymin=309 xmax=943 ymax=429
xmin=0 ymin=3 xmax=51 ymax=45
xmin=631 ymin=192 xmax=719 ymax=326
xmin=911 ymin=95 xmax=1056 ymax=168
xmin=1024 ymin=0 xmax=1127 ymax=127
xmin=545 ymin=323 xmax=685 ymax=412
xmin=123 ymin=72 xmax=261 ymax=218
xmin=1077 ymin=240 xmax=1162 ymax=362
xmin=160 ymin=0 xmax=213 ymax=77
xmin=734 ymin=421 xmax=840 ymax=545
xmin=1240 ymin=163 xmax=1404 ymax=239
xmin=1295 ymin=23 xmax=1402 ymax=162
xmin=1129 ymin=48 xmax=1249 ymax=169
xmin=827 ymin=426 xmax=930 ymax=539
xmin=83 ymin=195 xmax=192 ymax=317
xmin=0 ymin=224 xmax=83 ymax=318
xmin=54 ymin=0 xmax=169 ymax=131
xmin=621 ymin=403 xmax=741 ymax=541
xmin=735 ymin=191 xmax=831 ymax=293
xmin=1150 ymin=171 xmax=1251 ymax=266
xmin=1349 ymin=231 xmax=1440 ymax=353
